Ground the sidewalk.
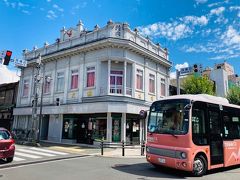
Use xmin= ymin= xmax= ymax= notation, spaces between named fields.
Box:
xmin=28 ymin=141 xmax=146 ymax=158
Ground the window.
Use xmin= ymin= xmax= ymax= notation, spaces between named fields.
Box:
xmin=192 ymin=102 xmax=208 ymax=145
xmin=110 ymin=70 xmax=123 ymax=94
xmin=0 ymin=130 xmax=10 ymax=140
xmin=148 ymin=99 xmax=190 ymax=135
xmin=136 ymin=69 xmax=143 ymax=90
xmin=23 ymin=80 xmax=29 ymax=97
xmin=56 ymin=72 xmax=64 ymax=92
xmin=86 ymin=66 xmax=95 ymax=87
xmin=62 ymin=118 xmax=77 ymax=139
xmin=149 ymin=74 xmax=155 ymax=94
xmin=71 ymin=70 xmax=78 ymax=89
xmin=44 ymin=75 xmax=51 ymax=94
xmin=161 ymin=78 xmax=166 ymax=96
xmin=223 ymin=107 xmax=240 ymax=139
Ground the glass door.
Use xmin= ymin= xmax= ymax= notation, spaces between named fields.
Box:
xmin=208 ymin=105 xmax=224 ymax=165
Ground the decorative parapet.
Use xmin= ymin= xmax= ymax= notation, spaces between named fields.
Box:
xmin=24 ymin=20 xmax=170 ymax=63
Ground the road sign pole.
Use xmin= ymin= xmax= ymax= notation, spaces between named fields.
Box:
xmin=176 ymin=70 xmax=180 ymax=95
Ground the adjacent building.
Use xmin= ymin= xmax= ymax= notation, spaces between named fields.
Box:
xmin=0 ymin=82 xmax=18 ymax=130
xmin=13 ymin=20 xmax=172 ymax=144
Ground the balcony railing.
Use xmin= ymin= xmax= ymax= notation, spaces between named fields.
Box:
xmin=110 ymin=85 xmax=123 ymax=94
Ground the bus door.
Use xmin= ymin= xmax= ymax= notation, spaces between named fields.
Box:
xmin=208 ymin=104 xmax=224 ymax=165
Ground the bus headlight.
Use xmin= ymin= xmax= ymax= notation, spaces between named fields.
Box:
xmin=180 ymin=152 xmax=187 ymax=159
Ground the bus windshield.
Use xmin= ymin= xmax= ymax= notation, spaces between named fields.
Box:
xmin=148 ymin=99 xmax=190 ymax=135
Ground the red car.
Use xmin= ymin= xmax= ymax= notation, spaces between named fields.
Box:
xmin=0 ymin=128 xmax=15 ymax=163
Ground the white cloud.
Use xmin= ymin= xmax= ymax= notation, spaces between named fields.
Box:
xmin=181 ymin=15 xmax=208 ymax=26
xmin=229 ymin=6 xmax=240 ymax=11
xmin=53 ymin=4 xmax=64 ymax=12
xmin=46 ymin=10 xmax=57 ymax=20
xmin=138 ymin=22 xmax=192 ymax=41
xmin=3 ymin=0 xmax=10 ymax=6
xmin=170 ymin=62 xmax=190 ymax=79
xmin=170 ymin=72 xmax=176 ymax=79
xmin=0 ymin=65 xmax=19 ymax=84
xmin=195 ymin=0 xmax=208 ymax=4
xmin=10 ymin=2 xmax=16 ymax=8
xmin=208 ymin=0 xmax=229 ymax=8
xmin=18 ymin=2 xmax=29 ymax=8
xmin=210 ymin=54 xmax=240 ymax=60
xmin=210 ymin=7 xmax=225 ymax=16
xmin=221 ymin=26 xmax=240 ymax=46
xmin=22 ymin=10 xmax=30 ymax=15
xmin=71 ymin=2 xmax=87 ymax=15
xmin=175 ymin=62 xmax=189 ymax=71
xmin=138 ymin=15 xmax=208 ymax=41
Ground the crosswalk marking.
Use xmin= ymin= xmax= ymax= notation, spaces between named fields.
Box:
xmin=17 ymin=149 xmax=56 ymax=157
xmin=13 ymin=157 xmax=25 ymax=162
xmin=30 ymin=147 xmax=69 ymax=155
xmin=15 ymin=152 xmax=42 ymax=159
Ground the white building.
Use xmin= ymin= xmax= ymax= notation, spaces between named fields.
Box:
xmin=210 ymin=68 xmax=229 ymax=97
xmin=13 ymin=20 xmax=172 ymax=144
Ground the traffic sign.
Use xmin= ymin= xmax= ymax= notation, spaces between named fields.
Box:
xmin=14 ymin=58 xmax=27 ymax=67
xmin=179 ymin=67 xmax=193 ymax=76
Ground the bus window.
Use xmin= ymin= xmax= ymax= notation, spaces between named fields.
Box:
xmin=223 ymin=107 xmax=240 ymax=139
xmin=148 ymin=99 xmax=190 ymax=135
xmin=192 ymin=102 xmax=208 ymax=145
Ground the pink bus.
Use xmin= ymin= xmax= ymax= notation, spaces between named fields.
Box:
xmin=146 ymin=94 xmax=240 ymax=176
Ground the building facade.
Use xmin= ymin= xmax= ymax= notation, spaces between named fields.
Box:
xmin=13 ymin=20 xmax=172 ymax=144
xmin=0 ymin=82 xmax=18 ymax=130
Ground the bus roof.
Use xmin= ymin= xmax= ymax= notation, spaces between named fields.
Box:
xmin=158 ymin=94 xmax=240 ymax=109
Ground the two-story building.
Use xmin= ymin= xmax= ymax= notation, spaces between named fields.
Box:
xmin=0 ymin=82 xmax=18 ymax=130
xmin=13 ymin=20 xmax=172 ymax=144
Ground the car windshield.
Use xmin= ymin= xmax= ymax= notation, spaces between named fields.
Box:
xmin=148 ymin=99 xmax=190 ymax=135
xmin=0 ymin=130 xmax=10 ymax=140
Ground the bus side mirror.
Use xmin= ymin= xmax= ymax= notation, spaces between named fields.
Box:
xmin=139 ymin=110 xmax=147 ymax=119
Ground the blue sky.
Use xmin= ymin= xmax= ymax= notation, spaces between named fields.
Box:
xmin=0 ymin=0 xmax=239 ymax=82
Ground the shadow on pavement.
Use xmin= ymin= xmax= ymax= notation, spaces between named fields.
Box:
xmin=112 ymin=162 xmax=189 ymax=179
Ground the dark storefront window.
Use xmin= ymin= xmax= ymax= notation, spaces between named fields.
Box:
xmin=76 ymin=114 xmax=107 ymax=144
xmin=92 ymin=118 xmax=107 ymax=141
xmin=62 ymin=115 xmax=78 ymax=139
xmin=126 ymin=114 xmax=140 ymax=144
xmin=112 ymin=114 xmax=121 ymax=142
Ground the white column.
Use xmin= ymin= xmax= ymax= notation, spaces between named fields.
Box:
xmin=131 ymin=63 xmax=136 ymax=97
xmin=107 ymin=112 xmax=112 ymax=142
xmin=123 ymin=61 xmax=127 ymax=96
xmin=63 ymin=58 xmax=70 ymax=103
xmin=107 ymin=60 xmax=111 ymax=95
xmin=121 ymin=113 xmax=126 ymax=142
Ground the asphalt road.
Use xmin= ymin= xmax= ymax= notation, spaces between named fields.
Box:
xmin=1 ymin=156 xmax=240 ymax=180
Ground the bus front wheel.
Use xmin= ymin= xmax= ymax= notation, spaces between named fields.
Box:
xmin=193 ymin=155 xmax=207 ymax=177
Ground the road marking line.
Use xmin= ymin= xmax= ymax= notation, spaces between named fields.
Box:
xmin=17 ymin=149 xmax=56 ymax=157
xmin=30 ymin=147 xmax=68 ymax=155
xmin=15 ymin=152 xmax=42 ymax=159
xmin=0 ymin=155 xmax=92 ymax=171
xmin=13 ymin=157 xmax=25 ymax=161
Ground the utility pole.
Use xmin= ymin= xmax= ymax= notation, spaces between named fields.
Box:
xmin=37 ymin=62 xmax=46 ymax=143
xmin=31 ymin=54 xmax=42 ymax=143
